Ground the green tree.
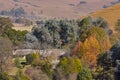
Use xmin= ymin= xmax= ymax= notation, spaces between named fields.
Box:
xmin=45 ymin=20 xmax=60 ymax=47
xmin=41 ymin=62 xmax=52 ymax=79
xmin=58 ymin=57 xmax=82 ymax=75
xmin=15 ymin=58 xmax=22 ymax=68
xmin=26 ymin=52 xmax=40 ymax=64
xmin=0 ymin=17 xmax=13 ymax=36
xmin=32 ymin=27 xmax=52 ymax=49
xmin=77 ymin=66 xmax=92 ymax=80
xmin=0 ymin=72 xmax=10 ymax=80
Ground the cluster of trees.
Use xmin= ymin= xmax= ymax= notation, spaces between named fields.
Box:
xmin=23 ymin=16 xmax=115 ymax=80
xmin=24 ymin=52 xmax=92 ymax=80
xmin=0 ymin=17 xmax=28 ymax=48
xmin=0 ymin=17 xmax=25 ymax=66
xmin=72 ymin=27 xmax=111 ymax=68
xmin=25 ymin=17 xmax=111 ymax=49
xmin=0 ymin=17 xmax=29 ymax=79
xmin=0 ymin=7 xmax=25 ymax=17
xmin=1 ymin=16 xmax=120 ymax=80
xmin=22 ymin=17 xmax=114 ymax=80
xmin=93 ymin=40 xmax=120 ymax=80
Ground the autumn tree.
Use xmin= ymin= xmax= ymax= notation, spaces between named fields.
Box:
xmin=72 ymin=36 xmax=100 ymax=68
xmin=87 ymin=27 xmax=111 ymax=52
xmin=72 ymin=26 xmax=111 ymax=68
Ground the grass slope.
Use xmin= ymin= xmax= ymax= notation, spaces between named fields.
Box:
xmin=91 ymin=3 xmax=120 ymax=31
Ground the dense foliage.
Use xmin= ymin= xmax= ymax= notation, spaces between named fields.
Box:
xmin=25 ymin=17 xmax=111 ymax=50
xmin=1 ymin=16 xmax=120 ymax=80
xmin=57 ymin=57 xmax=82 ymax=75
xmin=0 ymin=17 xmax=28 ymax=47
xmin=77 ymin=66 xmax=92 ymax=80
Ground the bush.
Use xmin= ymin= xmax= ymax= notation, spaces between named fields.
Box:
xmin=58 ymin=57 xmax=82 ymax=75
xmin=41 ymin=62 xmax=52 ymax=79
xmin=77 ymin=67 xmax=92 ymax=80
xmin=0 ymin=72 xmax=10 ymax=80
xmin=15 ymin=58 xmax=23 ymax=69
xmin=26 ymin=53 xmax=40 ymax=64
xmin=15 ymin=70 xmax=30 ymax=80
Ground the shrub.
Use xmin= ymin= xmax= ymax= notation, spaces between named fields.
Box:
xmin=15 ymin=58 xmax=22 ymax=68
xmin=0 ymin=72 xmax=10 ymax=80
xmin=26 ymin=52 xmax=40 ymax=64
xmin=15 ymin=70 xmax=30 ymax=80
xmin=58 ymin=57 xmax=82 ymax=75
xmin=77 ymin=67 xmax=92 ymax=80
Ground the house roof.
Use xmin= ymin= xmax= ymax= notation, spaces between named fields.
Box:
xmin=13 ymin=49 xmax=66 ymax=57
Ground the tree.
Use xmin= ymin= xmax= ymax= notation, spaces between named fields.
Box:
xmin=72 ymin=36 xmax=101 ymax=68
xmin=25 ymin=33 xmax=39 ymax=49
xmin=54 ymin=57 xmax=82 ymax=80
xmin=87 ymin=27 xmax=111 ymax=52
xmin=94 ymin=41 xmax=120 ymax=80
xmin=32 ymin=27 xmax=52 ymax=49
xmin=76 ymin=17 xmax=110 ymax=41
xmin=72 ymin=26 xmax=111 ymax=68
xmin=0 ymin=37 xmax=12 ymax=72
xmin=45 ymin=20 xmax=60 ymax=47
xmin=58 ymin=57 xmax=82 ymax=75
xmin=0 ymin=17 xmax=13 ymax=36
xmin=77 ymin=66 xmax=92 ymax=80
xmin=7 ymin=29 xmax=28 ymax=46
xmin=26 ymin=52 xmax=40 ymax=64
xmin=59 ymin=19 xmax=76 ymax=45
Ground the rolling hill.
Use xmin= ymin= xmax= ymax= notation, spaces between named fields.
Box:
xmin=91 ymin=3 xmax=120 ymax=31
xmin=0 ymin=0 xmax=118 ymax=19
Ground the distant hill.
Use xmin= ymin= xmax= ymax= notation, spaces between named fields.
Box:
xmin=0 ymin=0 xmax=118 ymax=19
xmin=91 ymin=3 xmax=120 ymax=31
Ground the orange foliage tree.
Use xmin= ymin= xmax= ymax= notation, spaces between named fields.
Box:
xmin=72 ymin=27 xmax=111 ymax=68
xmin=72 ymin=36 xmax=100 ymax=68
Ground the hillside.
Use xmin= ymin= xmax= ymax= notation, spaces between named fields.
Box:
xmin=91 ymin=3 xmax=120 ymax=31
xmin=0 ymin=0 xmax=118 ymax=19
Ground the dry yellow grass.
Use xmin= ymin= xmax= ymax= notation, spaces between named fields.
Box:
xmin=12 ymin=23 xmax=33 ymax=32
xmin=90 ymin=3 xmax=120 ymax=31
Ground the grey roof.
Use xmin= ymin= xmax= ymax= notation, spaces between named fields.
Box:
xmin=13 ymin=49 xmax=66 ymax=57
xmin=13 ymin=49 xmax=39 ymax=56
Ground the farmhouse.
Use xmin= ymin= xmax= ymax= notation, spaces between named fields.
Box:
xmin=13 ymin=49 xmax=66 ymax=56
xmin=13 ymin=49 xmax=67 ymax=65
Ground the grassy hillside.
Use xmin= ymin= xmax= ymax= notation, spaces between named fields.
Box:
xmin=91 ymin=3 xmax=120 ymax=31
xmin=0 ymin=0 xmax=117 ymax=19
